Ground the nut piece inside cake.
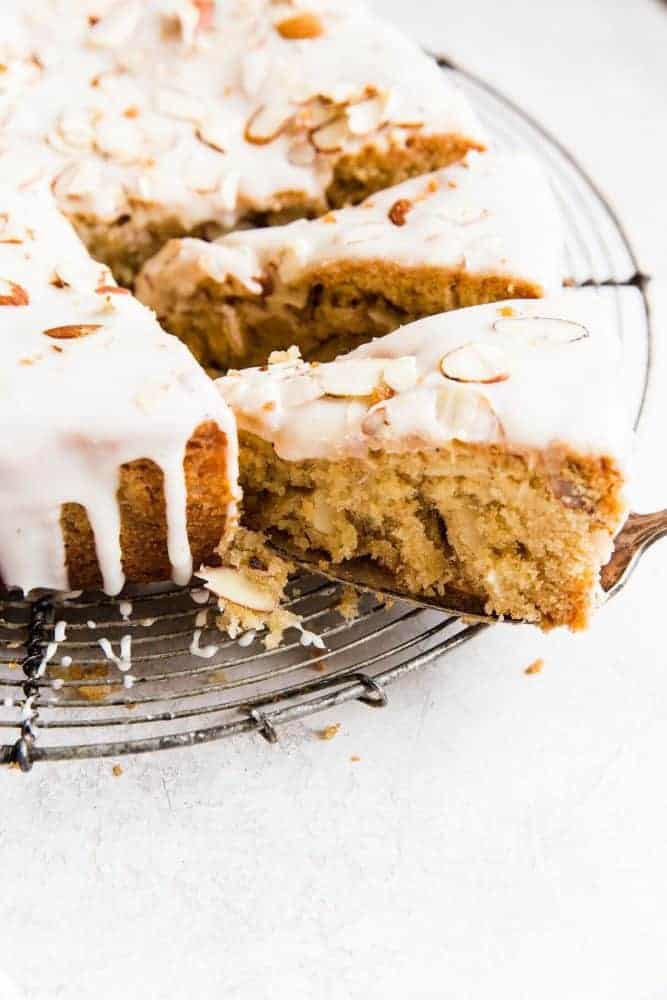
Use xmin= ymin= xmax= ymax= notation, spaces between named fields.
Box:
xmin=216 ymin=294 xmax=630 ymax=630
xmin=136 ymin=152 xmax=563 ymax=372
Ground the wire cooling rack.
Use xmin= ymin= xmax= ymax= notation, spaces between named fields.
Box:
xmin=0 ymin=62 xmax=652 ymax=769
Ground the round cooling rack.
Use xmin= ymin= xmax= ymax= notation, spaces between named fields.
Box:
xmin=0 ymin=63 xmax=653 ymax=770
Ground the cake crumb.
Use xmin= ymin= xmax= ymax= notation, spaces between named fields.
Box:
xmin=112 ymin=764 xmax=123 ymax=777
xmin=524 ymin=657 xmax=544 ymax=675
xmin=350 ymin=754 xmax=361 ymax=762
xmin=318 ymin=723 xmax=341 ymax=741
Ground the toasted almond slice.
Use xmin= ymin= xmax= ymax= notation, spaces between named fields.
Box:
xmin=197 ymin=566 xmax=277 ymax=612
xmin=0 ymin=280 xmax=29 ymax=306
xmin=361 ymin=402 xmax=391 ymax=437
xmin=436 ymin=383 xmax=501 ymax=440
xmin=310 ymin=115 xmax=349 ymax=153
xmin=95 ymin=285 xmax=130 ymax=296
xmin=492 ymin=316 xmax=589 ymax=344
xmin=194 ymin=0 xmax=215 ymax=30
xmin=287 ymin=138 xmax=316 ymax=166
xmin=346 ymin=95 xmax=387 ymax=135
xmin=154 ymin=87 xmax=204 ymax=124
xmin=43 ymin=324 xmax=102 ymax=340
xmin=52 ymin=160 xmax=103 ymax=200
xmin=94 ymin=118 xmax=144 ymax=165
xmin=276 ymin=13 xmax=324 ymax=40
xmin=319 ymin=359 xmax=385 ymax=397
xmin=195 ymin=121 xmax=226 ymax=153
xmin=244 ymin=102 xmax=294 ymax=144
xmin=57 ymin=108 xmax=95 ymax=150
xmin=88 ymin=5 xmax=141 ymax=48
xmin=382 ymin=356 xmax=418 ymax=392
xmin=440 ymin=343 xmax=510 ymax=384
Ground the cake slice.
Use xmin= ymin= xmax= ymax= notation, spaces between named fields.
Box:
xmin=137 ymin=152 xmax=563 ymax=371
xmin=216 ymin=293 xmax=630 ymax=630
xmin=0 ymin=182 xmax=239 ymax=595
xmin=1 ymin=1 xmax=484 ymax=283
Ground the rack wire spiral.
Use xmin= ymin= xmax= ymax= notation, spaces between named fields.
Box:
xmin=0 ymin=62 xmax=652 ymax=769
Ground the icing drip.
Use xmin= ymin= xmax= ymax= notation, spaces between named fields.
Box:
xmin=0 ymin=182 xmax=238 ymax=594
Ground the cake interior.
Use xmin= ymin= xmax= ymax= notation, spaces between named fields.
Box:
xmin=237 ymin=431 xmax=626 ymax=630
xmin=153 ymin=260 xmax=541 ymax=375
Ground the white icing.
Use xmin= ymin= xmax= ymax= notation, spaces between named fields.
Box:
xmin=0 ymin=183 xmax=238 ymax=594
xmin=217 ymin=291 xmax=632 ymax=464
xmin=0 ymin=0 xmax=483 ymax=233
xmin=138 ymin=152 xmax=564 ymax=300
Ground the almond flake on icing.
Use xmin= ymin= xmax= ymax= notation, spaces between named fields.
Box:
xmin=440 ymin=342 xmax=510 ymax=384
xmin=215 ymin=292 xmax=631 ymax=466
xmin=43 ymin=323 xmax=102 ymax=339
xmin=0 ymin=279 xmax=29 ymax=306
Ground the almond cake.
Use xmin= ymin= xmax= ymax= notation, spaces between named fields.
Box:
xmin=137 ymin=152 xmax=564 ymax=371
xmin=0 ymin=0 xmax=484 ymax=284
xmin=217 ymin=293 xmax=630 ymax=630
xmin=0 ymin=182 xmax=239 ymax=595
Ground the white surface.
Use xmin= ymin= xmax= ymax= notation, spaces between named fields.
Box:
xmin=1 ymin=3 xmax=667 ymax=998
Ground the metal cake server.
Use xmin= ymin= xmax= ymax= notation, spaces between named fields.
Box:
xmin=267 ymin=509 xmax=667 ymax=625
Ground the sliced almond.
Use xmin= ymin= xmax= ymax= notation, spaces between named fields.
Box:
xmin=194 ymin=0 xmax=215 ymax=30
xmin=440 ymin=342 xmax=510 ymax=384
xmin=382 ymin=356 xmax=418 ymax=392
xmin=310 ymin=115 xmax=349 ymax=153
xmin=318 ymin=359 xmax=385 ymax=397
xmin=287 ymin=138 xmax=316 ymax=166
xmin=244 ymin=102 xmax=294 ymax=144
xmin=88 ymin=5 xmax=141 ymax=48
xmin=492 ymin=316 xmax=589 ymax=344
xmin=436 ymin=384 xmax=501 ymax=440
xmin=154 ymin=87 xmax=204 ymax=124
xmin=276 ymin=13 xmax=324 ymax=40
xmin=197 ymin=566 xmax=276 ymax=612
xmin=361 ymin=402 xmax=390 ymax=437
xmin=56 ymin=108 xmax=95 ymax=150
xmin=346 ymin=95 xmax=387 ymax=135
xmin=96 ymin=285 xmax=130 ymax=296
xmin=43 ymin=324 xmax=102 ymax=340
xmin=196 ymin=121 xmax=227 ymax=153
xmin=94 ymin=118 xmax=144 ymax=165
xmin=52 ymin=160 xmax=103 ymax=200
xmin=0 ymin=280 xmax=29 ymax=307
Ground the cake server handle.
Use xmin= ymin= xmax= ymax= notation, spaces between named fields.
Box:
xmin=600 ymin=509 xmax=667 ymax=595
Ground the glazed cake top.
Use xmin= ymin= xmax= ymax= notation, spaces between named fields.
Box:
xmin=0 ymin=0 xmax=483 ymax=231
xmin=0 ymin=183 xmax=238 ymax=595
xmin=217 ymin=291 xmax=631 ymax=465
xmin=138 ymin=151 xmax=564 ymax=295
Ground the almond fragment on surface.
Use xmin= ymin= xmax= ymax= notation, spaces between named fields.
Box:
xmin=95 ymin=285 xmax=130 ymax=295
xmin=244 ymin=103 xmax=294 ymax=144
xmin=43 ymin=324 xmax=102 ymax=340
xmin=197 ymin=566 xmax=277 ymax=612
xmin=440 ymin=342 xmax=510 ymax=384
xmin=318 ymin=723 xmax=341 ymax=740
xmin=309 ymin=115 xmax=349 ymax=153
xmin=493 ymin=316 xmax=588 ymax=344
xmin=388 ymin=198 xmax=412 ymax=226
xmin=318 ymin=359 xmax=384 ymax=398
xmin=276 ymin=13 xmax=324 ymax=39
xmin=194 ymin=0 xmax=215 ymax=30
xmin=524 ymin=658 xmax=544 ymax=675
xmin=0 ymin=279 xmax=29 ymax=306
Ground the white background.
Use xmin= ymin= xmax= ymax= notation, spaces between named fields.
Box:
xmin=2 ymin=2 xmax=667 ymax=998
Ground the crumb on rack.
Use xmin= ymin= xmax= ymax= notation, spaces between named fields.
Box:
xmin=318 ymin=723 xmax=341 ymax=741
xmin=524 ymin=657 xmax=544 ymax=675
xmin=112 ymin=764 xmax=123 ymax=777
